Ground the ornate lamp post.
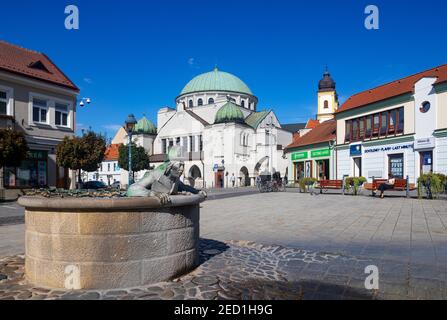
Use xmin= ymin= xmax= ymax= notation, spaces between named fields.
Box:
xmin=124 ymin=114 xmax=137 ymax=187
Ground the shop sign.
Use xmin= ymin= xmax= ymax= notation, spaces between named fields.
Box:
xmin=350 ymin=144 xmax=362 ymax=157
xmin=414 ymin=137 xmax=435 ymax=150
xmin=291 ymin=152 xmax=308 ymax=161
xmin=311 ymin=148 xmax=330 ymax=158
xmin=364 ymin=143 xmax=413 ymax=154
xmin=27 ymin=150 xmax=47 ymax=161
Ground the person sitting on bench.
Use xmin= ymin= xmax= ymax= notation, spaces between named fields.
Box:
xmin=377 ymin=174 xmax=396 ymax=199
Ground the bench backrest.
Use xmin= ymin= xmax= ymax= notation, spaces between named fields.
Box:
xmin=373 ymin=179 xmax=388 ymax=188
xmin=320 ymin=180 xmax=343 ymax=188
xmin=394 ymin=179 xmax=407 ymax=189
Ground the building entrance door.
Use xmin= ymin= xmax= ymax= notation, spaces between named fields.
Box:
xmin=294 ymin=162 xmax=304 ymax=182
xmin=316 ymin=159 xmax=329 ymax=180
xmin=353 ymin=157 xmax=362 ymax=177
xmin=214 ymin=171 xmax=224 ymax=188
xmin=420 ymin=151 xmax=433 ymax=175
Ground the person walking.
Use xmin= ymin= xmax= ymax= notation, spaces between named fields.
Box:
xmin=230 ymin=173 xmax=236 ymax=188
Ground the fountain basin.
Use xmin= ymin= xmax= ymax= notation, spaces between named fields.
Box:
xmin=18 ymin=195 xmax=204 ymax=290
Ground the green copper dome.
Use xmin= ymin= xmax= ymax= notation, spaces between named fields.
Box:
xmin=135 ymin=116 xmax=157 ymax=135
xmin=214 ymin=102 xmax=246 ymax=124
xmin=180 ymin=67 xmax=253 ymax=96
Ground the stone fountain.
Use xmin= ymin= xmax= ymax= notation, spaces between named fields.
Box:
xmin=18 ymin=154 xmax=206 ymax=290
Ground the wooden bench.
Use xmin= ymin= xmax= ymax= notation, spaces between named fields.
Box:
xmin=364 ymin=178 xmax=417 ymax=197
xmin=315 ymin=180 xmax=344 ymax=194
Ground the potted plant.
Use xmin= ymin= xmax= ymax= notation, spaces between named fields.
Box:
xmin=344 ymin=177 xmax=367 ymax=196
xmin=418 ymin=173 xmax=446 ymax=199
xmin=299 ymin=178 xmax=317 ymax=193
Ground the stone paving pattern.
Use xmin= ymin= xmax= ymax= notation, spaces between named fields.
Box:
xmin=1 ymin=192 xmax=447 ymax=299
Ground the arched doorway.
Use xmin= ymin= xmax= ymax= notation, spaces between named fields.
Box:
xmin=187 ymin=165 xmax=202 ymax=188
xmin=239 ymin=167 xmax=250 ymax=187
xmin=254 ymin=156 xmax=269 ymax=176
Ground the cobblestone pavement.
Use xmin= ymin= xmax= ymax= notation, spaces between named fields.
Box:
xmin=1 ymin=238 xmax=446 ymax=300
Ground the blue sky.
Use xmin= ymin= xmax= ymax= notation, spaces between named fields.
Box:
xmin=1 ymin=0 xmax=446 ymax=139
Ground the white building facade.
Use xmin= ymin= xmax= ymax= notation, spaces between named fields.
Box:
xmin=152 ymin=67 xmax=293 ymax=188
xmin=335 ymin=64 xmax=447 ymax=183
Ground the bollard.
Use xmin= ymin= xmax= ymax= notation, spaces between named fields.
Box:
xmin=372 ymin=176 xmax=375 ymax=197
xmin=406 ymin=175 xmax=410 ymax=198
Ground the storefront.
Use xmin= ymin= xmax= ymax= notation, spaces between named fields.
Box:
xmin=338 ymin=137 xmax=417 ymax=182
xmin=3 ymin=150 xmax=48 ymax=188
xmin=290 ymin=147 xmax=333 ymax=181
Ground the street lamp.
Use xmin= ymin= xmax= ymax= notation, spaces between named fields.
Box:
xmin=124 ymin=114 xmax=138 ymax=187
xmin=266 ymin=116 xmax=276 ymax=174
xmin=79 ymin=97 xmax=91 ymax=107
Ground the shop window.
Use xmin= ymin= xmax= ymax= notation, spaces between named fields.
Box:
xmin=3 ymin=150 xmax=48 ymax=188
xmin=389 ymin=154 xmax=404 ymax=179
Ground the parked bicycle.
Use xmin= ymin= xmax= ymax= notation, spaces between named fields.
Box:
xmin=257 ymin=172 xmax=286 ymax=193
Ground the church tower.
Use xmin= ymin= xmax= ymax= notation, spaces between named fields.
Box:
xmin=317 ymin=67 xmax=338 ymax=122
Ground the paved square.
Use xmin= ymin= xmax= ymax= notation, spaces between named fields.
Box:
xmin=200 ymin=192 xmax=447 ymax=299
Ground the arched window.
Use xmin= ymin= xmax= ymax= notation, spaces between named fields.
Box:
xmin=198 ymin=99 xmax=203 ymax=106
xmin=245 ymin=134 xmax=249 ymax=146
xmin=241 ymin=100 xmax=245 ymax=108
xmin=208 ymin=98 xmax=214 ymax=104
xmin=188 ymin=100 xmax=193 ymax=108
xmin=324 ymin=100 xmax=329 ymax=109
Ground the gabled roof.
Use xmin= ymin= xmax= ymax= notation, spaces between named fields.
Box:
xmin=285 ymin=120 xmax=336 ymax=151
xmin=282 ymin=123 xmax=306 ymax=133
xmin=104 ymin=144 xmax=121 ymax=161
xmin=305 ymin=119 xmax=320 ymax=129
xmin=0 ymin=41 xmax=79 ymax=91
xmin=245 ymin=110 xmax=270 ymax=129
xmin=337 ymin=63 xmax=447 ymax=114
xmin=185 ymin=109 xmax=209 ymax=126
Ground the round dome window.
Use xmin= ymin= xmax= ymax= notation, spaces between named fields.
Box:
xmin=420 ymin=101 xmax=431 ymax=113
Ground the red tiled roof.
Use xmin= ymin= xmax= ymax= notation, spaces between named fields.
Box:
xmin=285 ymin=120 xmax=336 ymax=150
xmin=0 ymin=41 xmax=79 ymax=91
xmin=305 ymin=119 xmax=320 ymax=129
xmin=337 ymin=64 xmax=447 ymax=114
xmin=104 ymin=144 xmax=121 ymax=161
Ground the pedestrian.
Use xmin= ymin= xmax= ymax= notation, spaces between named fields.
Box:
xmin=230 ymin=173 xmax=236 ymax=188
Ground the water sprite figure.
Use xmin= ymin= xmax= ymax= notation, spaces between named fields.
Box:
xmin=126 ymin=146 xmax=206 ymax=203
